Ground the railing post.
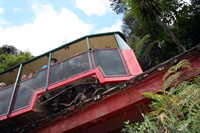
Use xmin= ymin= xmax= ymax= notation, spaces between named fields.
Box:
xmin=46 ymin=53 xmax=52 ymax=90
xmin=7 ymin=64 xmax=23 ymax=118
xmin=86 ymin=37 xmax=94 ymax=69
xmin=86 ymin=37 xmax=90 ymax=50
xmin=89 ymin=50 xmax=95 ymax=69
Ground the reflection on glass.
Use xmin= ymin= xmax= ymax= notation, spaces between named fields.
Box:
xmin=13 ymin=69 xmax=47 ymax=111
xmin=50 ymin=52 xmax=90 ymax=84
xmin=93 ymin=49 xmax=127 ymax=75
xmin=0 ymin=85 xmax=14 ymax=115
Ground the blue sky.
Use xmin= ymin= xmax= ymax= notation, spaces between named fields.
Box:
xmin=0 ymin=0 xmax=123 ymax=56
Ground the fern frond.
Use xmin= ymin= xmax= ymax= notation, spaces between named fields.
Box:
xmin=162 ymin=71 xmax=182 ymax=90
xmin=157 ymin=116 xmax=178 ymax=132
xmin=142 ymin=114 xmax=160 ymax=132
xmin=177 ymin=119 xmax=192 ymax=132
xmin=171 ymin=81 xmax=190 ymax=94
xmin=163 ymin=59 xmax=192 ymax=81
xmin=175 ymin=59 xmax=192 ymax=71
xmin=163 ymin=65 xmax=177 ymax=81
xmin=142 ymin=92 xmax=165 ymax=103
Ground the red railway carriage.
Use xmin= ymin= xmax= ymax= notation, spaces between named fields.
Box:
xmin=0 ymin=32 xmax=143 ymax=132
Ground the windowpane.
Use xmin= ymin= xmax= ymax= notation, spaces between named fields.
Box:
xmin=13 ymin=69 xmax=47 ymax=111
xmin=93 ymin=49 xmax=128 ymax=76
xmin=50 ymin=52 xmax=90 ymax=84
xmin=0 ymin=85 xmax=14 ymax=116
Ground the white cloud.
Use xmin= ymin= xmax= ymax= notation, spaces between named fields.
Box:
xmin=0 ymin=7 xmax=3 ymax=14
xmin=0 ymin=5 xmax=94 ymax=56
xmin=75 ymin=0 xmax=110 ymax=16
xmin=95 ymin=19 xmax=122 ymax=33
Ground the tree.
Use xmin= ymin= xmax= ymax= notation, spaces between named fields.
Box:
xmin=122 ymin=12 xmax=166 ymax=70
xmin=0 ymin=45 xmax=34 ymax=72
xmin=0 ymin=44 xmax=19 ymax=55
xmin=110 ymin=0 xmax=127 ymax=14
xmin=111 ymin=0 xmax=200 ymax=70
xmin=173 ymin=0 xmax=200 ymax=48
xmin=123 ymin=0 xmax=186 ymax=52
xmin=131 ymin=34 xmax=158 ymax=70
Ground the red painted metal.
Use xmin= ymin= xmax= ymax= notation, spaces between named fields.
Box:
xmin=28 ymin=49 xmax=200 ymax=133
xmin=121 ymin=49 xmax=143 ymax=76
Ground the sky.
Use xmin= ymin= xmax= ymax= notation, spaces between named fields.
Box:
xmin=0 ymin=0 xmax=190 ymax=56
xmin=0 ymin=0 xmax=123 ymax=56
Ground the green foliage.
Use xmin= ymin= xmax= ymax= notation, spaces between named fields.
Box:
xmin=162 ymin=59 xmax=192 ymax=90
xmin=123 ymin=0 xmax=186 ymax=53
xmin=113 ymin=0 xmax=200 ymax=71
xmin=122 ymin=59 xmax=200 ymax=132
xmin=122 ymin=11 xmax=164 ymax=70
xmin=124 ymin=0 xmax=162 ymax=26
xmin=123 ymin=120 xmax=147 ymax=133
xmin=0 ymin=51 xmax=33 ymax=72
xmin=110 ymin=0 xmax=127 ymax=14
xmin=0 ymin=45 xmax=34 ymax=72
xmin=133 ymin=34 xmax=158 ymax=63
xmin=0 ymin=44 xmax=19 ymax=55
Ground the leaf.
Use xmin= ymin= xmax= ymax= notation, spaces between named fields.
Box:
xmin=124 ymin=120 xmax=130 ymax=125
xmin=163 ymin=59 xmax=191 ymax=82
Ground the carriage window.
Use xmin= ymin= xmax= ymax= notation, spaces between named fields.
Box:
xmin=49 ymin=51 xmax=91 ymax=85
xmin=0 ymin=67 xmax=19 ymax=87
xmin=93 ymin=48 xmax=129 ymax=76
xmin=52 ymin=39 xmax=88 ymax=62
xmin=88 ymin=35 xmax=118 ymax=50
xmin=0 ymin=85 xmax=14 ymax=116
xmin=13 ymin=69 xmax=47 ymax=111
